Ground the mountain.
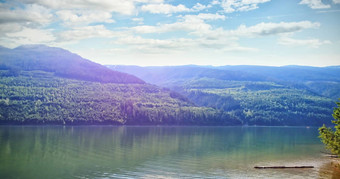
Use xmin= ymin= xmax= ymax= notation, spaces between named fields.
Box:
xmin=218 ymin=65 xmax=340 ymax=83
xmin=109 ymin=65 xmax=340 ymax=100
xmin=0 ymin=44 xmax=337 ymax=126
xmin=0 ymin=45 xmax=144 ymax=84
xmin=108 ymin=65 xmax=340 ymax=126
xmin=0 ymin=45 xmax=241 ymax=125
xmin=0 ymin=46 xmax=10 ymax=51
xmin=108 ymin=65 xmax=267 ymax=86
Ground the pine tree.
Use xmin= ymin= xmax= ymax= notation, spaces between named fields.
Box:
xmin=319 ymin=100 xmax=340 ymax=155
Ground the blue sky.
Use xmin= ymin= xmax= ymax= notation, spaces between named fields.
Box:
xmin=0 ymin=0 xmax=339 ymax=66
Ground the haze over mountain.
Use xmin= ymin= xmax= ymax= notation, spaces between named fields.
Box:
xmin=110 ymin=65 xmax=340 ymax=100
xmin=0 ymin=45 xmax=144 ymax=84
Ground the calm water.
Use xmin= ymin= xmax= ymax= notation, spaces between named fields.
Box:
xmin=0 ymin=126 xmax=338 ymax=179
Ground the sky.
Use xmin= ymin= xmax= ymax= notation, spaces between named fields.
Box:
xmin=0 ymin=0 xmax=339 ymax=67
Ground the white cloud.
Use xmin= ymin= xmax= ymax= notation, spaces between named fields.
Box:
xmin=56 ymin=10 xmax=114 ymax=26
xmin=189 ymin=21 xmax=320 ymax=41
xmin=278 ymin=36 xmax=331 ymax=48
xmin=132 ymin=13 xmax=225 ymax=33
xmin=135 ymin=0 xmax=164 ymax=3
xmin=8 ymin=0 xmax=169 ymax=29
xmin=333 ymin=0 xmax=340 ymax=3
xmin=141 ymin=2 xmax=213 ymax=14
xmin=132 ymin=17 xmax=144 ymax=24
xmin=141 ymin=3 xmax=190 ymax=14
xmin=211 ymin=0 xmax=221 ymax=5
xmin=0 ymin=24 xmax=23 ymax=34
xmin=0 ymin=4 xmax=52 ymax=25
xmin=1 ymin=27 xmax=55 ymax=47
xmin=299 ymin=0 xmax=331 ymax=9
xmin=0 ymin=4 xmax=52 ymax=34
xmin=120 ymin=11 xmax=256 ymax=54
xmin=132 ymin=25 xmax=158 ymax=34
xmin=58 ymin=25 xmax=117 ymax=41
xmin=230 ymin=21 xmax=320 ymax=37
xmin=192 ymin=3 xmax=210 ymax=11
xmin=189 ymin=13 xmax=226 ymax=20
xmin=18 ymin=0 xmax=137 ymax=15
xmin=114 ymin=35 xmax=255 ymax=54
xmin=116 ymin=36 xmax=185 ymax=50
xmin=130 ymin=18 xmax=321 ymax=54
xmin=221 ymin=0 xmax=271 ymax=13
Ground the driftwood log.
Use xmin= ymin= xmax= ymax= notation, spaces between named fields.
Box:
xmin=254 ymin=166 xmax=314 ymax=169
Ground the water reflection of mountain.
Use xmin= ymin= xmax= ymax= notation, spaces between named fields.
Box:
xmin=0 ymin=126 xmax=331 ymax=178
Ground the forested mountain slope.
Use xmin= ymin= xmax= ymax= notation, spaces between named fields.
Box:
xmin=0 ymin=70 xmax=241 ymax=125
xmin=0 ymin=45 xmax=240 ymax=125
xmin=109 ymin=65 xmax=339 ymax=126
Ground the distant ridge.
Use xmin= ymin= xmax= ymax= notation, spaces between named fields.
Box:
xmin=0 ymin=45 xmax=144 ymax=84
xmin=0 ymin=46 xmax=10 ymax=50
xmin=217 ymin=65 xmax=340 ymax=83
xmin=107 ymin=65 xmax=267 ymax=86
xmin=109 ymin=65 xmax=340 ymax=99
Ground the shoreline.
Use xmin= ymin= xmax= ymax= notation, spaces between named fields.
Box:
xmin=318 ymin=158 xmax=340 ymax=178
xmin=0 ymin=122 xmax=327 ymax=127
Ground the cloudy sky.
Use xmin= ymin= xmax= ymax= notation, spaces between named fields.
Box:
xmin=0 ymin=0 xmax=339 ymax=66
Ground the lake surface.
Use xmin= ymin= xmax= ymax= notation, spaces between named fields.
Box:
xmin=0 ymin=126 xmax=338 ymax=178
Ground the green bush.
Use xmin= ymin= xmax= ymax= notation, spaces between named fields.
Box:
xmin=319 ymin=99 xmax=340 ymax=155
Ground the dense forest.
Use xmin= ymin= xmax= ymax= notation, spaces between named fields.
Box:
xmin=110 ymin=65 xmax=340 ymax=126
xmin=177 ymin=80 xmax=334 ymax=126
xmin=0 ymin=71 xmax=240 ymax=125
xmin=0 ymin=45 xmax=337 ymax=126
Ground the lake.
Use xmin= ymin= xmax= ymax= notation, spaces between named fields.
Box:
xmin=0 ymin=126 xmax=338 ymax=178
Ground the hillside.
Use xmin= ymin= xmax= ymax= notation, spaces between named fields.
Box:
xmin=109 ymin=65 xmax=339 ymax=126
xmin=0 ymin=45 xmax=241 ymax=125
xmin=0 ymin=70 xmax=241 ymax=125
xmin=108 ymin=65 xmax=267 ymax=86
xmin=109 ymin=65 xmax=340 ymax=99
xmin=0 ymin=45 xmax=144 ymax=84
xmin=218 ymin=65 xmax=340 ymax=99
